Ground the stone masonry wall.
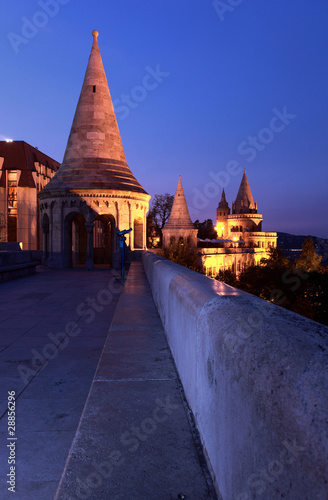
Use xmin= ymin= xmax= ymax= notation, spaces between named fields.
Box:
xmin=142 ymin=251 xmax=328 ymax=500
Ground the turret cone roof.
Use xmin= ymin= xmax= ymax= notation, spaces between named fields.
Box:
xmin=41 ymin=30 xmax=147 ymax=195
xmin=233 ymin=169 xmax=257 ymax=214
xmin=218 ymin=188 xmax=229 ymax=208
xmin=164 ymin=176 xmax=195 ymax=229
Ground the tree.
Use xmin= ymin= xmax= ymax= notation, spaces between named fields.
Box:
xmin=148 ymin=193 xmax=174 ymax=244
xmin=194 ymin=219 xmax=217 ymax=240
xmin=146 ymin=211 xmax=158 ymax=247
xmin=260 ymin=247 xmax=290 ymax=269
xmin=159 ymin=240 xmax=204 ymax=273
xmin=237 ymin=264 xmax=275 ymax=300
xmin=296 ymin=236 xmax=322 ymax=273
xmin=215 ymin=269 xmax=237 ymax=287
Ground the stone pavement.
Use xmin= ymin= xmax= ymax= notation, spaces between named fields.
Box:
xmin=0 ymin=268 xmax=123 ymax=500
xmin=55 ymin=262 xmax=217 ymax=500
xmin=0 ymin=263 xmax=217 ymax=500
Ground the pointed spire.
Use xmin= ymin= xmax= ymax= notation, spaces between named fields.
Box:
xmin=232 ymin=169 xmax=257 ymax=214
xmin=218 ymin=188 xmax=229 ymax=209
xmin=63 ymin=29 xmax=126 ymax=163
xmin=164 ymin=176 xmax=195 ymax=229
xmin=42 ymin=31 xmax=147 ymax=195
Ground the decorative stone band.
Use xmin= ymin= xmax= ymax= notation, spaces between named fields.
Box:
xmin=39 ymin=157 xmax=148 ymax=195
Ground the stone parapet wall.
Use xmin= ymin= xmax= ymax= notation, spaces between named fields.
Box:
xmin=0 ymin=250 xmax=39 ymax=281
xmin=142 ymin=251 xmax=328 ymax=500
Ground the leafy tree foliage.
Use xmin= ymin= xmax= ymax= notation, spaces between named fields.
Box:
xmin=159 ymin=241 xmax=204 ymax=273
xmin=194 ymin=219 xmax=217 ymax=240
xmin=215 ymin=243 xmax=328 ymax=327
xmin=260 ymin=247 xmax=290 ymax=269
xmin=146 ymin=211 xmax=157 ymax=247
xmin=215 ymin=269 xmax=237 ymax=287
xmin=296 ymin=236 xmax=322 ymax=272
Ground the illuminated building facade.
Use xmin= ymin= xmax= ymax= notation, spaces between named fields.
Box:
xmin=202 ymin=169 xmax=277 ymax=276
xmin=0 ymin=141 xmax=59 ymax=250
xmin=163 ymin=171 xmax=277 ymax=277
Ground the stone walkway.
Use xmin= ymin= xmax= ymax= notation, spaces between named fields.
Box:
xmin=0 ymin=268 xmax=123 ymax=500
xmin=0 ymin=263 xmax=217 ymax=500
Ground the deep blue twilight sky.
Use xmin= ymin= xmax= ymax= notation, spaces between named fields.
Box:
xmin=1 ymin=0 xmax=327 ymax=237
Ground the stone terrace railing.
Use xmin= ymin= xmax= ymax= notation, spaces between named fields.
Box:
xmin=142 ymin=251 xmax=328 ymax=500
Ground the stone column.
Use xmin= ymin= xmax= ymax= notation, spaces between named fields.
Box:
xmin=50 ymin=201 xmax=55 ymax=255
xmin=115 ymin=202 xmax=119 ymax=229
xmin=143 ymin=206 xmax=146 ymax=249
xmin=41 ymin=224 xmax=49 ymax=266
xmin=128 ymin=202 xmax=132 ymax=249
xmin=85 ymin=222 xmax=94 ymax=270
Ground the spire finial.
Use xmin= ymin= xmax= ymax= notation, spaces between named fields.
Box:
xmin=92 ymin=30 xmax=99 ymax=39
xmin=244 ymin=168 xmax=246 ymax=174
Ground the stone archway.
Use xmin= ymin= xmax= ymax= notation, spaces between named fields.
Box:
xmin=133 ymin=217 xmax=143 ymax=249
xmin=64 ymin=212 xmax=87 ymax=268
xmin=93 ymin=214 xmax=115 ymax=266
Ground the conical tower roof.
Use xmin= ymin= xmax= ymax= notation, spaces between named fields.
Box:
xmin=164 ymin=176 xmax=195 ymax=229
xmin=41 ymin=30 xmax=147 ymax=195
xmin=218 ymin=188 xmax=229 ymax=208
xmin=233 ymin=169 xmax=257 ymax=214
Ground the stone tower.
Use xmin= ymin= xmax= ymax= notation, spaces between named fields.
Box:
xmin=216 ymin=169 xmax=263 ymax=240
xmin=39 ymin=31 xmax=150 ymax=269
xmin=162 ymin=176 xmax=198 ymax=247
xmin=216 ymin=188 xmax=230 ymax=238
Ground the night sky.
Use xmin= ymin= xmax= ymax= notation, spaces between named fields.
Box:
xmin=1 ymin=0 xmax=327 ymax=238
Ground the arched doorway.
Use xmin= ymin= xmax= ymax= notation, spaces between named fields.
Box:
xmin=93 ymin=214 xmax=115 ymax=266
xmin=134 ymin=217 xmax=143 ymax=249
xmin=64 ymin=213 xmax=87 ymax=268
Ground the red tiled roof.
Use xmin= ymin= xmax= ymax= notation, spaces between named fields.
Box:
xmin=0 ymin=141 xmax=60 ymax=173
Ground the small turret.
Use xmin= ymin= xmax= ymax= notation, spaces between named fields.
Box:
xmin=216 ymin=189 xmax=230 ymax=238
xmin=232 ymin=169 xmax=257 ymax=214
xmin=218 ymin=188 xmax=229 ymax=209
xmin=162 ymin=176 xmax=198 ymax=246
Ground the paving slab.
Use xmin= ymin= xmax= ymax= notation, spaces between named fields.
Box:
xmin=55 ymin=262 xmax=217 ymax=500
xmin=0 ymin=268 xmax=123 ymax=500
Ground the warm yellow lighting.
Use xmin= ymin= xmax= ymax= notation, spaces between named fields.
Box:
xmin=6 ymin=139 xmax=13 ymax=143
